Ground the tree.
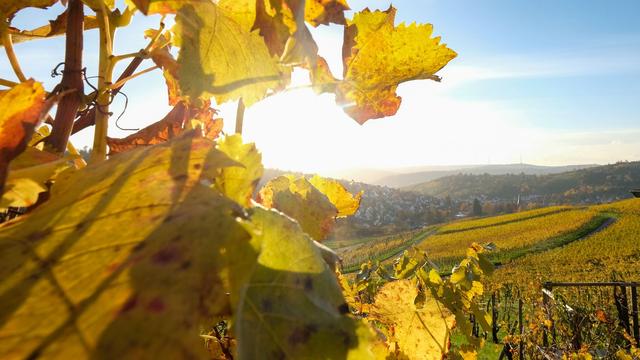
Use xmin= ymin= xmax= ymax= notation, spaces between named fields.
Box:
xmin=473 ymin=198 xmax=483 ymax=216
xmin=0 ymin=1 xmax=491 ymax=359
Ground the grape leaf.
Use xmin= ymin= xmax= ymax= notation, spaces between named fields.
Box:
xmin=6 ymin=11 xmax=99 ymax=45
xmin=1 ymin=148 xmax=74 ymax=209
xmin=0 ymin=80 xmax=48 ymax=199
xmin=308 ymin=175 xmax=362 ymax=217
xmin=0 ymin=133 xmax=261 ymax=359
xmin=174 ymin=2 xmax=285 ymax=106
xmin=309 ymin=55 xmax=338 ymax=94
xmin=215 ymin=134 xmax=264 ymax=208
xmin=338 ymin=6 xmax=456 ymax=123
xmin=257 ymin=175 xmax=338 ymax=241
xmin=106 ymin=102 xmax=221 ymax=155
xmin=304 ymin=0 xmax=349 ymax=27
xmin=106 ymin=103 xmax=188 ymax=155
xmin=236 ymin=207 xmax=374 ymax=359
xmin=252 ymin=0 xmax=317 ymax=63
xmin=369 ymin=279 xmax=453 ymax=359
xmin=125 ymin=0 xmax=209 ymax=15
xmin=0 ymin=0 xmax=58 ymax=22
xmin=143 ymin=29 xmax=182 ymax=106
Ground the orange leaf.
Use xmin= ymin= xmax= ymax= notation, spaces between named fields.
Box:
xmin=107 ymin=103 xmax=189 ymax=155
xmin=0 ymin=80 xmax=48 ymax=196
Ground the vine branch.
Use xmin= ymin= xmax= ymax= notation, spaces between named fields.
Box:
xmin=2 ymin=25 xmax=27 ymax=82
xmin=45 ymin=0 xmax=85 ymax=153
xmin=235 ymin=98 xmax=245 ymax=135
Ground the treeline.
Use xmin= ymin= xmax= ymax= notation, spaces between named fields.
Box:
xmin=405 ymin=161 xmax=640 ymax=205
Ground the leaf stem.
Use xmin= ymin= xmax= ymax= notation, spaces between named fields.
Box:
xmin=108 ymin=65 xmax=159 ymax=90
xmin=235 ymin=98 xmax=245 ymax=134
xmin=1 ymin=24 xmax=27 ymax=82
xmin=0 ymin=78 xmax=19 ymax=88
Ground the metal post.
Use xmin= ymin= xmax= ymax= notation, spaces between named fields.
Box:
xmin=632 ymin=286 xmax=639 ymax=346
xmin=492 ymin=292 xmax=500 ymax=343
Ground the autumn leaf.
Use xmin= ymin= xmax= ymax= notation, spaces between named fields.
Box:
xmin=0 ymin=80 xmax=48 ymax=199
xmin=0 ymin=134 xmax=259 ymax=359
xmin=236 ymin=207 xmax=375 ymax=359
xmin=174 ymin=1 xmax=285 ymax=106
xmin=338 ymin=6 xmax=456 ymax=123
xmin=258 ymin=175 xmax=338 ymax=241
xmin=1 ymin=148 xmax=74 ymax=208
xmin=6 ymin=10 xmax=99 ymax=45
xmin=308 ymin=175 xmax=362 ymax=217
xmin=215 ymin=135 xmax=264 ymax=208
xmin=304 ymin=0 xmax=349 ymax=27
xmin=309 ymin=55 xmax=338 ymax=94
xmin=106 ymin=103 xmax=188 ymax=155
xmin=0 ymin=0 xmax=58 ymax=22
xmin=125 ymin=0 xmax=209 ymax=15
xmin=369 ymin=280 xmax=454 ymax=359
xmin=106 ymin=102 xmax=221 ymax=155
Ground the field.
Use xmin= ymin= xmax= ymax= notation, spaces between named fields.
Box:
xmin=331 ymin=199 xmax=640 ymax=356
xmin=491 ymin=198 xmax=640 ymax=292
xmin=332 ymin=199 xmax=640 ymax=283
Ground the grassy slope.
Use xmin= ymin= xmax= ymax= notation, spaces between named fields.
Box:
xmin=335 ymin=200 xmax=635 ymax=277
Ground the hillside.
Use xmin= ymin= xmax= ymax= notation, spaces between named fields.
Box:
xmin=404 ymin=161 xmax=640 ymax=204
xmin=333 ymin=198 xmax=640 ymax=289
xmin=373 ymin=163 xmax=597 ymax=188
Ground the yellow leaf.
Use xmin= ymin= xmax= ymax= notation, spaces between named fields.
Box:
xmin=215 ymin=134 xmax=264 ymax=207
xmin=174 ymin=2 xmax=286 ymax=106
xmin=370 ymin=279 xmax=454 ymax=359
xmin=236 ymin=207 xmax=375 ymax=359
xmin=258 ymin=175 xmax=338 ymax=240
xmin=308 ymin=175 xmax=362 ymax=217
xmin=1 ymin=148 xmax=74 ymax=208
xmin=0 ymin=0 xmax=58 ymax=21
xmin=6 ymin=11 xmax=99 ymax=46
xmin=338 ymin=6 xmax=456 ymax=123
xmin=0 ymin=133 xmax=257 ymax=358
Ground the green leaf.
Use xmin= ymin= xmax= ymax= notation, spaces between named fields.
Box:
xmin=0 ymin=133 xmax=259 ymax=358
xmin=236 ymin=207 xmax=374 ymax=359
xmin=215 ymin=134 xmax=264 ymax=207
xmin=258 ymin=175 xmax=338 ymax=241
xmin=174 ymin=2 xmax=286 ymax=106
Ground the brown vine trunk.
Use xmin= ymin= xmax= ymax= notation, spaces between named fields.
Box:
xmin=45 ymin=0 xmax=84 ymax=153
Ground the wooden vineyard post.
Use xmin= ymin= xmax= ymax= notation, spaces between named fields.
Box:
xmin=615 ymin=285 xmax=631 ymax=335
xmin=542 ymin=282 xmax=555 ymax=347
xmin=492 ymin=292 xmax=500 ymax=344
xmin=632 ymin=285 xmax=639 ymax=346
xmin=518 ymin=298 xmax=524 ymax=359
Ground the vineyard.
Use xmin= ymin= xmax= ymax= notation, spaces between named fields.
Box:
xmin=332 ymin=198 xmax=640 ymax=357
xmin=492 ymin=198 xmax=640 ymax=292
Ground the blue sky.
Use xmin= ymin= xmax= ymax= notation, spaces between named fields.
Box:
xmin=2 ymin=1 xmax=639 ymax=173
